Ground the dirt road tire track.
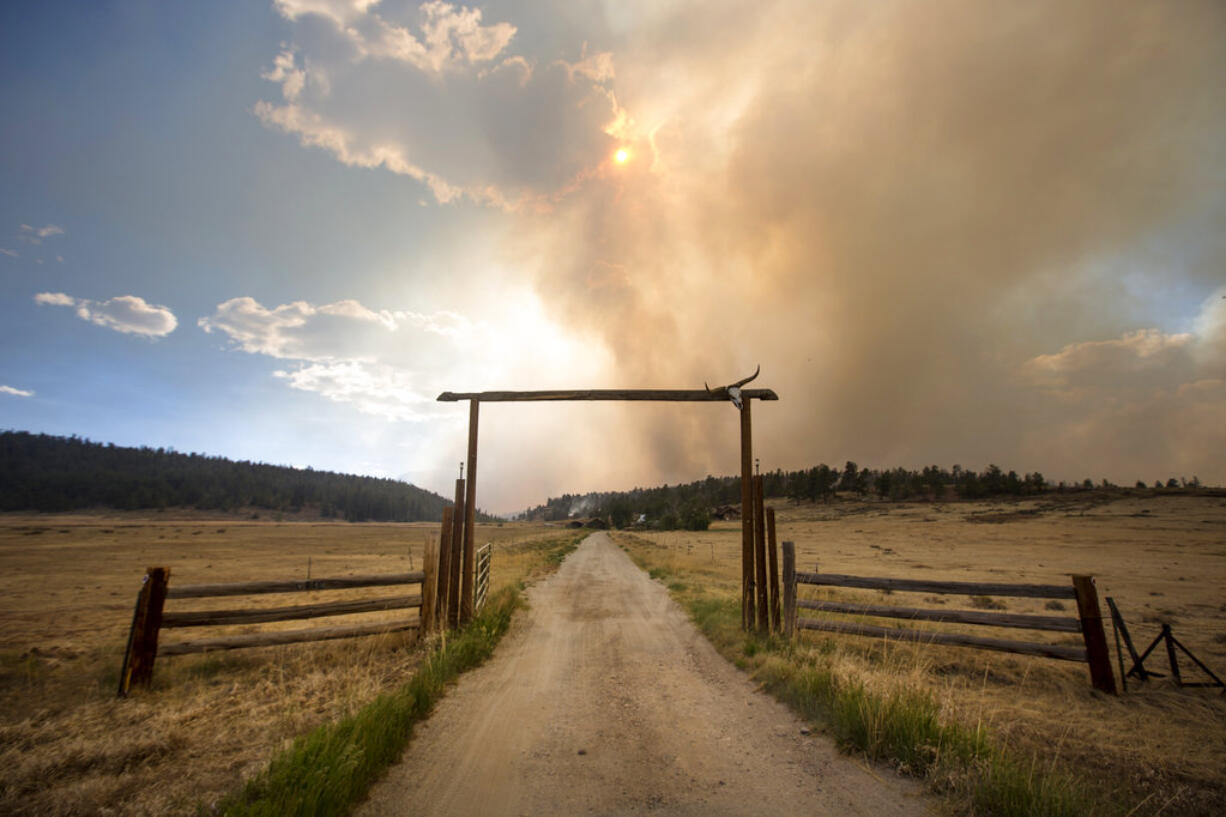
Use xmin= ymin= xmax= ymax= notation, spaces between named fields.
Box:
xmin=357 ymin=532 xmax=931 ymax=816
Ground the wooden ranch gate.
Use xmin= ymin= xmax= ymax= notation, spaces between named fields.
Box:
xmin=434 ymin=369 xmax=779 ymax=634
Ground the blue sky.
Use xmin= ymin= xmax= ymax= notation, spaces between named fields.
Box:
xmin=2 ymin=1 xmax=1224 ymax=512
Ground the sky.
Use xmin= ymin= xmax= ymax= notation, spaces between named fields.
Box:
xmin=2 ymin=1 xmax=1224 ymax=514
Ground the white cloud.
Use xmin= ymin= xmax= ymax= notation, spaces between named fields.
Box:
xmin=35 ymin=292 xmax=178 ymax=337
xmin=262 ymin=49 xmax=306 ymax=101
xmin=34 ymin=291 xmax=76 ymax=306
xmin=0 ymin=385 xmax=34 ymax=398
xmin=200 ymin=293 xmax=601 ymax=427
xmin=256 ymin=1 xmax=621 ymax=208
xmin=0 ymin=248 xmax=17 ymax=257
xmin=18 ymin=224 xmax=65 ymax=245
xmin=274 ymin=360 xmax=443 ymax=421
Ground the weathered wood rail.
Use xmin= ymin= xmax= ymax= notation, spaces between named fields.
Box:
xmin=781 ymin=542 xmax=1116 ymax=693
xmin=474 ymin=543 xmax=491 ymax=611
xmin=118 ymin=566 xmax=427 ymax=696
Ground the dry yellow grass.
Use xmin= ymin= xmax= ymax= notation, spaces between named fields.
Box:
xmin=614 ymin=492 xmax=1226 ymax=815
xmin=0 ymin=515 xmax=568 ymax=816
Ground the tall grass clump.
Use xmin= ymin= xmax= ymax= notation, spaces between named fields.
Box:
xmin=214 ymin=587 xmax=518 ymax=817
xmin=679 ymin=594 xmax=1115 ymax=817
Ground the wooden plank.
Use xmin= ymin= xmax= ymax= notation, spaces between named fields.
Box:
xmin=740 ymin=400 xmax=754 ymax=631
xmin=437 ymin=389 xmax=779 ymax=402
xmin=449 ymin=479 xmax=465 ymax=628
xmin=794 ymin=571 xmax=1076 ymax=599
xmin=1072 ymin=575 xmax=1118 ymax=694
xmin=461 ymin=400 xmax=478 ymax=624
xmin=796 ymin=599 xmax=1081 ymax=632
xmin=782 ymin=541 xmax=796 ymax=638
xmin=767 ymin=507 xmax=781 ymax=632
xmin=437 ymin=505 xmax=454 ymax=626
xmin=796 ymin=617 xmax=1088 ymax=662
xmin=421 ymin=533 xmax=438 ymax=632
xmin=125 ymin=567 xmax=170 ymax=690
xmin=754 ymin=475 xmax=769 ymax=633
xmin=167 ymin=572 xmax=424 ymax=599
xmin=159 ymin=620 xmax=418 ymax=656
xmin=162 ymin=595 xmax=422 ymax=628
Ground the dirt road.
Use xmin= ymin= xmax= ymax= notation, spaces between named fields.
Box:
xmin=357 ymin=533 xmax=931 ymax=816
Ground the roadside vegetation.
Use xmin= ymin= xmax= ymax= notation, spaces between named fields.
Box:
xmin=0 ymin=520 xmax=580 ymax=816
xmin=613 ymin=495 xmax=1226 ymax=817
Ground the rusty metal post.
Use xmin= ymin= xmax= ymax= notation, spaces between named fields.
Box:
xmin=740 ymin=400 xmax=754 ymax=631
xmin=461 ymin=400 xmax=479 ymax=624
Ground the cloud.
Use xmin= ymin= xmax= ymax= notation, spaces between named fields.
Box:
xmin=34 ymin=291 xmax=76 ymax=306
xmin=18 ymin=224 xmax=65 ymax=245
xmin=257 ymin=0 xmax=1226 ymax=501
xmin=256 ymin=1 xmax=623 ymax=207
xmin=35 ymin=292 xmax=178 ymax=337
xmin=0 ymin=248 xmax=17 ymax=257
xmin=0 ymin=385 xmax=34 ymax=398
xmin=199 ymin=296 xmax=483 ymax=420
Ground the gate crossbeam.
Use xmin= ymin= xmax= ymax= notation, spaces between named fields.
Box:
xmin=438 ymin=389 xmax=778 ymax=402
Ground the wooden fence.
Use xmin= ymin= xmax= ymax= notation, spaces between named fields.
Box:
xmin=118 ymin=566 xmax=427 ymax=696
xmin=780 ymin=542 xmax=1117 ymax=694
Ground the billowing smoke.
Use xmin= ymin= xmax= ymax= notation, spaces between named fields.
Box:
xmin=492 ymin=0 xmax=1226 ymax=502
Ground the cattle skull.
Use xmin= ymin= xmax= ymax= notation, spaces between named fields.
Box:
xmin=705 ymin=365 xmax=761 ymax=410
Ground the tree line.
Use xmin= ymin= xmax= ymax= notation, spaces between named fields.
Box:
xmin=518 ymin=461 xmax=1208 ymax=531
xmin=0 ymin=430 xmax=461 ymax=522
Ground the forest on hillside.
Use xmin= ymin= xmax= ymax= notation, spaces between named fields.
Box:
xmin=518 ymin=461 xmax=1209 ymax=531
xmin=0 ymin=430 xmax=456 ymax=522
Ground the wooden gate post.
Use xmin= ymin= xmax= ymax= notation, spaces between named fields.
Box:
xmin=753 ymin=475 xmax=769 ymax=634
xmin=449 ymin=479 xmax=466 ymax=628
xmin=740 ymin=400 xmax=755 ymax=631
xmin=119 ymin=567 xmax=170 ymax=695
xmin=766 ymin=507 xmax=781 ymax=632
xmin=1072 ymin=575 xmax=1117 ymax=694
xmin=782 ymin=541 xmax=796 ymax=638
xmin=437 ymin=505 xmax=454 ymax=627
xmin=460 ymin=399 xmax=479 ymax=624
xmin=421 ymin=534 xmax=438 ymax=633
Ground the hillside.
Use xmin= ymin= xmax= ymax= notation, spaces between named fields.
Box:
xmin=0 ymin=430 xmax=454 ymax=522
xmin=519 ymin=461 xmax=1213 ymax=530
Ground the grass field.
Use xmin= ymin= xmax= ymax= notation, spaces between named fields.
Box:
xmin=613 ymin=491 xmax=1226 ymax=815
xmin=0 ymin=515 xmax=574 ymax=816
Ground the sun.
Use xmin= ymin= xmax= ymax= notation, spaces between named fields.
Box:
xmin=614 ymin=147 xmax=630 ymax=164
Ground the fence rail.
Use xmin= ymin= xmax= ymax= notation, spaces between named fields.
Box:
xmin=474 ymin=544 xmax=491 ymax=611
xmin=118 ymin=567 xmax=425 ymax=696
xmin=782 ymin=542 xmax=1116 ymax=694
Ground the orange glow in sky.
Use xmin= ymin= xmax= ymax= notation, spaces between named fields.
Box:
xmin=614 ymin=147 xmax=629 ymax=164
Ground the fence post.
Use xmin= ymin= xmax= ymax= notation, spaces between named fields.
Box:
xmin=740 ymin=400 xmax=754 ymax=632
xmin=449 ymin=479 xmax=465 ymax=628
xmin=421 ymin=534 xmax=438 ymax=634
xmin=1072 ymin=575 xmax=1117 ymax=694
xmin=766 ymin=507 xmax=781 ymax=632
xmin=119 ymin=567 xmax=170 ymax=695
xmin=782 ymin=541 xmax=796 ymax=638
xmin=753 ymin=475 xmax=769 ymax=634
xmin=437 ymin=505 xmax=454 ymax=628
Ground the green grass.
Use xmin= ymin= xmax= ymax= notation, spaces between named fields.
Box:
xmin=213 ymin=587 xmax=519 ymax=817
xmin=680 ymin=593 xmax=1112 ymax=817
